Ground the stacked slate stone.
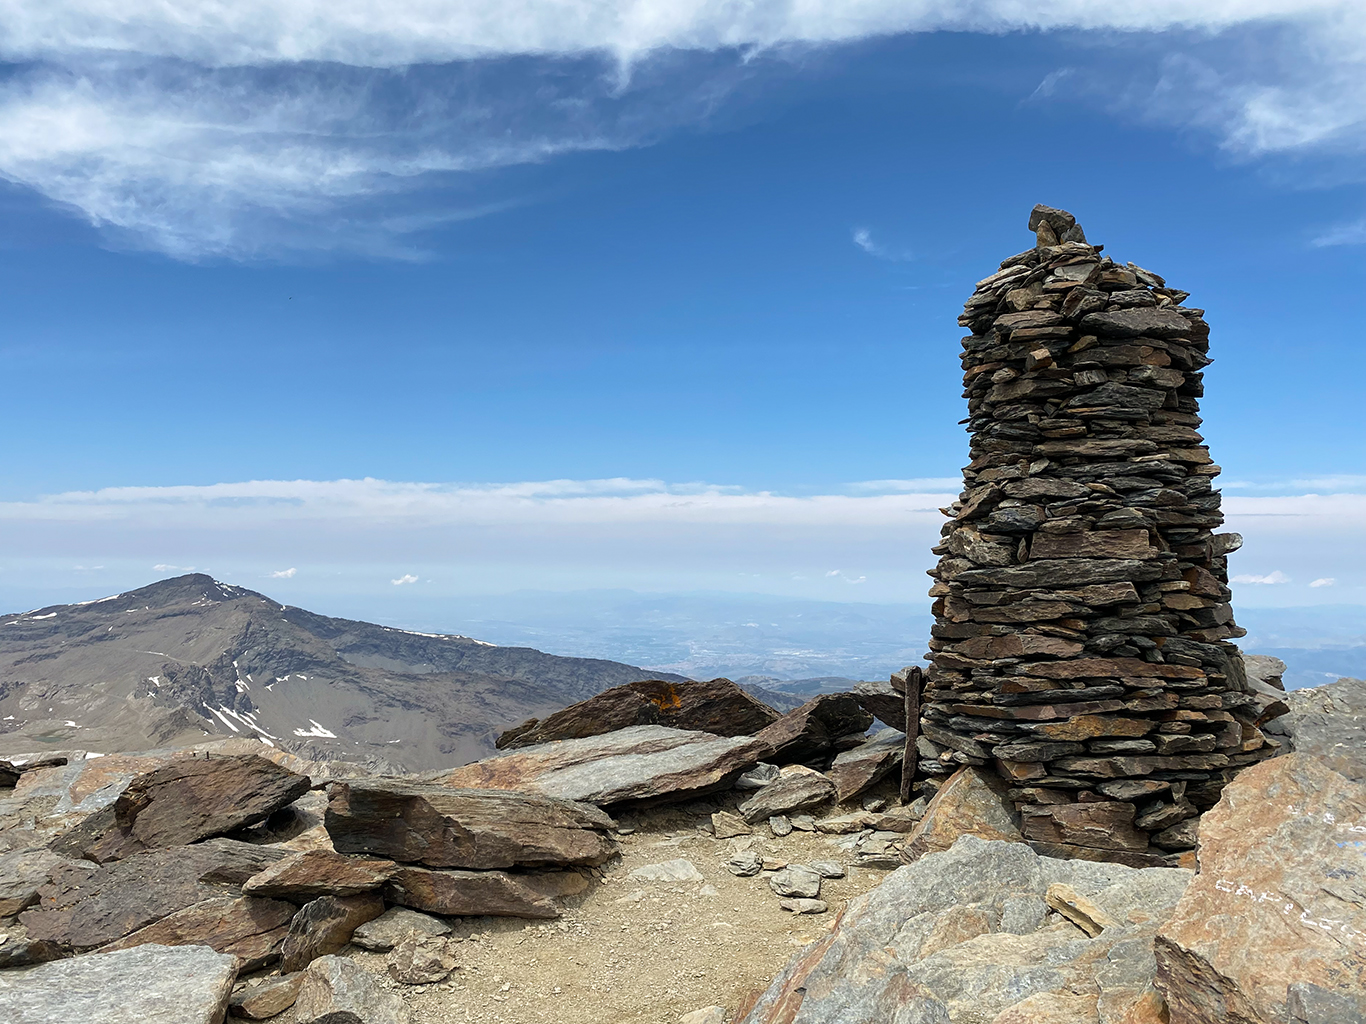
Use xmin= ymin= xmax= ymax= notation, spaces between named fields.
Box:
xmin=920 ymin=204 xmax=1285 ymax=867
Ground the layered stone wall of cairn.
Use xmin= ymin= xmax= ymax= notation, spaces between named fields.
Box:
xmin=922 ymin=204 xmax=1285 ymax=867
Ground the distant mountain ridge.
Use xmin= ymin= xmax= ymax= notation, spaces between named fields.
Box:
xmin=0 ymin=574 xmax=689 ymax=770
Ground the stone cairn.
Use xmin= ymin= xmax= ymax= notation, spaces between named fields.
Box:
xmin=920 ymin=204 xmax=1285 ymax=867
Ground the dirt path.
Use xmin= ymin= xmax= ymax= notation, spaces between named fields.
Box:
xmin=269 ymin=789 xmax=902 ymax=1024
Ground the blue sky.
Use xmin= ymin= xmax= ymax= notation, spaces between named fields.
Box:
xmin=2 ymin=2 xmax=1365 ymax=639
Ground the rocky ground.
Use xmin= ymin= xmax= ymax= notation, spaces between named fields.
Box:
xmin=1 ymin=673 xmax=1363 ymax=1024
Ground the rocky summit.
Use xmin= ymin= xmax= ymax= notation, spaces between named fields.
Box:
xmin=0 ymin=209 xmax=1362 ymax=1024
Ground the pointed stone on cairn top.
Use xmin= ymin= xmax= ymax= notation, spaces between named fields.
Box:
xmin=1028 ymin=204 xmax=1088 ymax=247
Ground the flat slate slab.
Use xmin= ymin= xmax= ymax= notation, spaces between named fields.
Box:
xmin=325 ymin=779 xmax=616 ymax=868
xmin=19 ymin=838 xmax=286 ymax=951
xmin=0 ymin=942 xmax=238 ymax=1024
xmin=433 ymin=725 xmax=772 ymax=807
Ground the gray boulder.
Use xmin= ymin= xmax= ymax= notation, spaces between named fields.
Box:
xmin=738 ymin=771 xmax=836 ymax=824
xmin=351 ymin=906 xmax=451 ymax=952
xmin=0 ymin=943 xmax=237 ymax=1024
xmin=295 ymin=954 xmax=409 ymax=1024
xmin=740 ymin=836 xmax=1191 ymax=1024
xmin=1264 ymin=676 xmax=1366 ymax=782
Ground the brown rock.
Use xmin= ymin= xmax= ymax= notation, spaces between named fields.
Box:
xmin=1021 ymin=802 xmax=1149 ymax=854
xmin=495 ymin=678 xmax=779 ymax=749
xmin=905 ymin=767 xmax=1023 ymax=859
xmin=100 ymin=895 xmax=295 ymax=970
xmin=20 ymin=839 xmax=287 ymax=951
xmin=1155 ymin=753 xmax=1366 ymax=1023
xmin=228 ymin=972 xmax=304 ymax=1020
xmin=710 ymin=811 xmax=752 ymax=839
xmin=279 ymin=892 xmax=384 ymax=973
xmin=325 ymin=779 xmax=615 ymax=869
xmin=385 ymin=865 xmax=561 ymax=919
xmin=991 ymin=992 xmax=1101 ymax=1024
xmin=853 ymin=678 xmax=906 ymax=730
xmin=1080 ymin=307 xmax=1195 ymax=338
xmin=1026 ymin=716 xmax=1153 ymax=741
xmin=1044 ymin=883 xmax=1118 ymax=937
xmin=242 ymin=850 xmax=398 ymax=900
xmin=434 ymin=725 xmax=772 ymax=808
xmin=826 ymin=729 xmax=904 ymax=803
xmin=736 ymin=771 xmax=837 ymax=824
xmin=1020 ymin=658 xmax=1203 ymax=680
xmin=1030 ymin=530 xmax=1153 ymax=560
xmin=753 ymin=694 xmax=874 ymax=766
xmin=110 ymin=754 xmax=311 ymax=854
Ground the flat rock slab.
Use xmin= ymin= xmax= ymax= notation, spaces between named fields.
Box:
xmin=20 ymin=838 xmax=287 ymax=951
xmin=280 ymin=892 xmax=385 ymax=973
xmin=827 ymin=729 xmax=905 ymax=803
xmin=433 ymin=725 xmax=772 ymax=808
xmin=387 ymin=934 xmax=459 ymax=984
xmin=1155 ymin=753 xmax=1366 ymax=1023
xmin=0 ymin=942 xmax=237 ymax=1024
xmin=386 ymin=865 xmax=561 ymax=919
xmin=295 ymin=954 xmax=409 ymax=1024
xmin=101 ymin=895 xmax=295 ymax=970
xmin=738 ymin=772 xmax=836 ymax=824
xmin=753 ymin=694 xmax=874 ymax=766
xmin=0 ymin=848 xmax=71 ymax=917
xmin=243 ymin=849 xmax=398 ymax=900
xmin=496 ymin=678 xmax=779 ymax=749
xmin=112 ymin=754 xmax=311 ymax=853
xmin=325 ymin=779 xmax=615 ymax=869
xmin=853 ymin=680 xmax=907 ymax=731
xmin=351 ymin=906 xmax=452 ymax=952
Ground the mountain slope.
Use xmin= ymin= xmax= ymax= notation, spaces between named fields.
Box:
xmin=0 ymin=574 xmax=686 ymax=770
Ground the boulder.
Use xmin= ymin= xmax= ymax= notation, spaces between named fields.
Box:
xmin=740 ymin=835 xmax=1192 ymax=1024
xmin=1155 ymin=753 xmax=1366 ymax=1023
xmin=1264 ymin=676 xmax=1366 ymax=782
xmin=387 ymin=934 xmax=459 ymax=984
xmin=495 ymin=678 xmax=779 ymax=749
xmin=0 ymin=848 xmax=70 ymax=917
xmin=769 ymin=866 xmax=822 ymax=899
xmin=325 ymin=779 xmax=615 ymax=869
xmin=294 ymin=954 xmax=409 ymax=1024
xmin=100 ymin=895 xmax=295 ymax=970
xmin=108 ymin=754 xmax=310 ymax=855
xmin=385 ymin=865 xmax=561 ymax=919
xmin=243 ymin=849 xmax=398 ymax=900
xmin=19 ymin=839 xmax=286 ymax=951
xmin=433 ymin=725 xmax=772 ymax=807
xmin=351 ymin=906 xmax=452 ymax=952
xmin=0 ymin=924 xmax=65 ymax=969
xmin=827 ymin=729 xmax=905 ymax=803
xmin=779 ymin=898 xmax=828 ymax=915
xmin=228 ymin=972 xmax=304 ymax=1020
xmin=753 ymin=694 xmax=874 ymax=766
xmin=905 ymin=767 xmax=1023 ymax=859
xmin=0 ymin=942 xmax=238 ymax=1024
xmin=853 ymin=679 xmax=907 ymax=730
xmin=0 ymin=760 xmax=19 ymax=787
xmin=737 ymin=770 xmax=836 ymax=824
xmin=279 ymin=892 xmax=385 ymax=973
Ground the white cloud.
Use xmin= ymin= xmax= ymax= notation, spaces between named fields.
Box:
xmin=391 ymin=573 xmax=419 ymax=586
xmin=851 ymin=227 xmax=912 ymax=262
xmin=0 ymin=1 xmax=1359 ymax=257
xmin=1309 ymin=577 xmax=1336 ymax=587
xmin=826 ymin=569 xmax=842 ymax=577
xmin=152 ymin=562 xmax=194 ymax=571
xmin=1314 ymin=218 xmax=1366 ymax=246
xmin=268 ymin=567 xmax=297 ymax=578
xmin=0 ymin=478 xmax=1362 ymax=605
